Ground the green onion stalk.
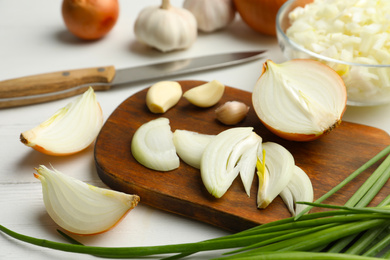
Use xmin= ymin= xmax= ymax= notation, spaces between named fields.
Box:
xmin=1 ymin=145 xmax=390 ymax=259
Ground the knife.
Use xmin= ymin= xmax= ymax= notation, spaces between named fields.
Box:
xmin=0 ymin=50 xmax=265 ymax=108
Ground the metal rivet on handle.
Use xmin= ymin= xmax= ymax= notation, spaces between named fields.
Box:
xmin=97 ymin=67 xmax=105 ymax=72
xmin=62 ymin=71 xmax=70 ymax=76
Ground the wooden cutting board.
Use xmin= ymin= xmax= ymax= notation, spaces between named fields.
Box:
xmin=95 ymin=80 xmax=390 ymax=232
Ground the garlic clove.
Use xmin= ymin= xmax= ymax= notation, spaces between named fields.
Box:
xmin=215 ymin=101 xmax=250 ymax=125
xmin=183 ymin=0 xmax=236 ymax=32
xmin=131 ymin=117 xmax=180 ymax=171
xmin=200 ymin=127 xmax=261 ymax=198
xmin=252 ymin=59 xmax=347 ymax=141
xmin=280 ymin=165 xmax=314 ymax=216
xmin=34 ymin=165 xmax=140 ymax=235
xmin=173 ymin=129 xmax=215 ymax=169
xmin=256 ymin=142 xmax=294 ymax=209
xmin=134 ymin=0 xmax=197 ymax=52
xmin=183 ymin=80 xmax=225 ymax=107
xmin=146 ymin=81 xmax=182 ymax=113
xmin=20 ymin=87 xmax=104 ymax=156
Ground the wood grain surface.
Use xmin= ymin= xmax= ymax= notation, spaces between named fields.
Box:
xmin=95 ymin=80 xmax=390 ymax=232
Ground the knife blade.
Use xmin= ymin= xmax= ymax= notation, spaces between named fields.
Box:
xmin=0 ymin=50 xmax=265 ymax=108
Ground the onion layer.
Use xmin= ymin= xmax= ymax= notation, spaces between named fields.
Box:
xmin=131 ymin=117 xmax=179 ymax=171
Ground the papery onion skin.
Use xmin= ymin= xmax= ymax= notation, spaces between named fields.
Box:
xmin=62 ymin=0 xmax=119 ymax=40
xmin=252 ymin=59 xmax=347 ymax=142
xmin=233 ymin=0 xmax=287 ymax=36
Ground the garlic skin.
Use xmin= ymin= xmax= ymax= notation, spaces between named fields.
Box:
xmin=201 ymin=127 xmax=261 ymax=198
xmin=280 ymin=165 xmax=314 ymax=216
xmin=173 ymin=129 xmax=215 ymax=169
xmin=256 ymin=142 xmax=294 ymax=209
xmin=183 ymin=80 xmax=225 ymax=107
xmin=131 ymin=117 xmax=180 ymax=171
xmin=252 ymin=59 xmax=347 ymax=142
xmin=215 ymin=101 xmax=249 ymax=125
xmin=146 ymin=81 xmax=182 ymax=113
xmin=20 ymin=87 xmax=103 ymax=156
xmin=183 ymin=0 xmax=236 ymax=32
xmin=134 ymin=0 xmax=197 ymax=52
xmin=34 ymin=165 xmax=140 ymax=235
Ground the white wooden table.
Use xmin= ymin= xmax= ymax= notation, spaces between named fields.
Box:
xmin=1 ymin=1 xmax=390 ymax=259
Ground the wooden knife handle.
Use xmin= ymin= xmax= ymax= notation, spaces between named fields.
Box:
xmin=0 ymin=66 xmax=116 ymax=108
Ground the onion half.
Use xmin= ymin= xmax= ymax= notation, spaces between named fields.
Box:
xmin=252 ymin=59 xmax=347 ymax=141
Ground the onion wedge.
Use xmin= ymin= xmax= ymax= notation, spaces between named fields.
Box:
xmin=131 ymin=117 xmax=179 ymax=171
xmin=200 ymin=127 xmax=262 ymax=198
xmin=173 ymin=129 xmax=215 ymax=169
xmin=256 ymin=142 xmax=294 ymax=208
xmin=20 ymin=87 xmax=103 ymax=156
xmin=34 ymin=165 xmax=140 ymax=235
xmin=280 ymin=165 xmax=314 ymax=216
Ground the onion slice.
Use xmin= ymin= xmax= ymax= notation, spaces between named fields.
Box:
xmin=252 ymin=59 xmax=347 ymax=141
xmin=256 ymin=142 xmax=294 ymax=208
xmin=34 ymin=165 xmax=140 ymax=235
xmin=131 ymin=117 xmax=179 ymax=171
xmin=20 ymin=87 xmax=103 ymax=156
xmin=280 ymin=165 xmax=314 ymax=216
xmin=200 ymin=127 xmax=261 ymax=198
xmin=173 ymin=129 xmax=215 ymax=169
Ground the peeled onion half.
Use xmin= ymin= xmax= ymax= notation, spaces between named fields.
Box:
xmin=252 ymin=59 xmax=347 ymax=141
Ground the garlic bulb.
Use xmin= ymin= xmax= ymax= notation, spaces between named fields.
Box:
xmin=131 ymin=117 xmax=180 ymax=171
xmin=134 ymin=0 xmax=197 ymax=52
xmin=183 ymin=0 xmax=236 ymax=32
xmin=215 ymin=101 xmax=249 ymax=125
xmin=256 ymin=142 xmax=294 ymax=209
xmin=201 ymin=127 xmax=262 ymax=198
xmin=252 ymin=59 xmax=347 ymax=142
xmin=173 ymin=129 xmax=215 ymax=169
xmin=20 ymin=87 xmax=103 ymax=156
xmin=280 ymin=165 xmax=314 ymax=216
xmin=35 ymin=165 xmax=140 ymax=235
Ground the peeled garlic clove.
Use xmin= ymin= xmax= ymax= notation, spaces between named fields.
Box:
xmin=20 ymin=87 xmax=103 ymax=156
xmin=215 ymin=101 xmax=250 ymax=125
xmin=173 ymin=129 xmax=215 ymax=169
xmin=201 ymin=127 xmax=261 ymax=198
xmin=146 ymin=81 xmax=182 ymax=113
xmin=257 ymin=142 xmax=294 ymax=208
xmin=183 ymin=0 xmax=236 ymax=32
xmin=34 ymin=165 xmax=140 ymax=235
xmin=252 ymin=59 xmax=347 ymax=141
xmin=131 ymin=117 xmax=179 ymax=171
xmin=134 ymin=0 xmax=197 ymax=52
xmin=280 ymin=165 xmax=314 ymax=216
xmin=183 ymin=80 xmax=225 ymax=107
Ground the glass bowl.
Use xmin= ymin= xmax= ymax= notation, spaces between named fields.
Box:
xmin=276 ymin=0 xmax=390 ymax=106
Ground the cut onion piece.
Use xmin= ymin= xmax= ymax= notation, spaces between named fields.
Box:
xmin=280 ymin=165 xmax=314 ymax=216
xmin=173 ymin=129 xmax=215 ymax=169
xmin=257 ymin=142 xmax=294 ymax=208
xmin=131 ymin=117 xmax=179 ymax=171
xmin=200 ymin=127 xmax=261 ymax=198
xmin=20 ymin=87 xmax=103 ymax=156
xmin=34 ymin=165 xmax=140 ymax=235
xmin=252 ymin=59 xmax=347 ymax=141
